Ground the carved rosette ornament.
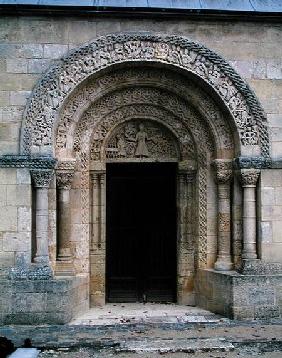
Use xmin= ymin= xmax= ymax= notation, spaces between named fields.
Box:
xmin=240 ymin=169 xmax=260 ymax=187
xmin=31 ymin=169 xmax=54 ymax=188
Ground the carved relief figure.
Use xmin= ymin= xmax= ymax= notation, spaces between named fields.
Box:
xmin=103 ymin=120 xmax=179 ymax=161
xmin=116 ymin=134 xmax=127 ymax=157
xmin=135 ymin=123 xmax=149 ymax=157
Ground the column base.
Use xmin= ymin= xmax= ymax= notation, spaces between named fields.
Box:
xmin=34 ymin=255 xmax=50 ymax=264
xmin=242 ymin=252 xmax=257 ymax=260
xmin=55 ymin=261 xmax=75 ymax=276
xmin=214 ymin=258 xmax=234 ymax=271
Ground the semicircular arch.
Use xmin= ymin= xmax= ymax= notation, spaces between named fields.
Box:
xmin=20 ymin=33 xmax=269 ymax=158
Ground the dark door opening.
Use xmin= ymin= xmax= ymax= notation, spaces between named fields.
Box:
xmin=106 ymin=163 xmax=177 ymax=303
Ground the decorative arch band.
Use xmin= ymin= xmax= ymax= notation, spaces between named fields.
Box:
xmin=21 ymin=33 xmax=270 ymax=157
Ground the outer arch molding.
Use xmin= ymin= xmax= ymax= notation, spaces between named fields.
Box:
xmin=20 ymin=33 xmax=270 ymax=157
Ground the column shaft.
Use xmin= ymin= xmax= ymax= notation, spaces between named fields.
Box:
xmin=34 ymin=187 xmax=49 ymax=263
xmin=55 ymin=165 xmax=75 ymax=276
xmin=213 ymin=160 xmax=233 ymax=271
xmin=240 ymin=169 xmax=260 ymax=260
xmin=31 ymin=169 xmax=54 ymax=265
xmin=57 ymin=188 xmax=72 ymax=260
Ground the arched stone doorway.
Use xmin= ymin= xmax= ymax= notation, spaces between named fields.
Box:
xmin=21 ymin=33 xmax=270 ymax=313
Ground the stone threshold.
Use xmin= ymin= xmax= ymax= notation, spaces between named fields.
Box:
xmin=69 ymin=303 xmax=226 ymax=326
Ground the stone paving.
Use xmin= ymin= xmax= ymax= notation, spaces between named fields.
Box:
xmin=0 ymin=303 xmax=281 ymax=357
xmin=69 ymin=303 xmax=225 ymax=326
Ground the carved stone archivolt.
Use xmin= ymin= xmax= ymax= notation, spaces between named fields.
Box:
xmin=55 ymin=68 xmax=233 ymax=155
xmin=74 ymin=87 xmax=214 ymax=156
xmin=20 ymin=33 xmax=269 ymax=157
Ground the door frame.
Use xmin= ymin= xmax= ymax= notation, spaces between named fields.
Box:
xmin=89 ymin=161 xmax=197 ymax=306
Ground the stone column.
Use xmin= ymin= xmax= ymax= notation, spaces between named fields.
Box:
xmin=31 ymin=169 xmax=54 ymax=265
xmin=213 ymin=160 xmax=233 ymax=271
xmin=90 ymin=172 xmax=100 ymax=251
xmin=55 ymin=168 xmax=75 ymax=276
xmin=90 ymin=171 xmax=106 ymax=305
xmin=177 ymin=169 xmax=196 ymax=305
xmin=240 ymin=169 xmax=260 ymax=260
xmin=99 ymin=172 xmax=106 ymax=249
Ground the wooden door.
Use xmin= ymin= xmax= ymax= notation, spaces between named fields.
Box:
xmin=106 ymin=163 xmax=177 ymax=303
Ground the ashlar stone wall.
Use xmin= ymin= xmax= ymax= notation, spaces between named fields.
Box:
xmin=0 ymin=168 xmax=32 ymax=270
xmin=1 ymin=16 xmax=282 ymax=267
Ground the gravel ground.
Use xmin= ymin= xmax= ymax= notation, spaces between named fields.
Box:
xmin=39 ymin=348 xmax=282 ymax=357
xmin=38 ymin=323 xmax=282 ymax=358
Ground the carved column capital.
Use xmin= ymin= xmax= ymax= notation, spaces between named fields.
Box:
xmin=56 ymin=160 xmax=76 ymax=190
xmin=31 ymin=169 xmax=54 ymax=188
xmin=212 ymin=159 xmax=233 ymax=184
xmin=90 ymin=172 xmax=99 ymax=182
xmin=56 ymin=171 xmax=74 ymax=190
xmin=240 ymin=169 xmax=260 ymax=187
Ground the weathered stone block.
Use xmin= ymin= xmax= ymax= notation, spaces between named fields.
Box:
xmin=16 ymin=168 xmax=31 ymax=185
xmin=260 ymin=221 xmax=272 ymax=244
xmin=43 ymin=44 xmax=68 ymax=59
xmin=249 ymin=288 xmax=275 ymax=305
xmin=18 ymin=206 xmax=31 ymax=232
xmin=0 ymin=206 xmax=17 ymax=231
xmin=6 ymin=184 xmax=31 ymax=206
xmin=9 ymin=91 xmax=31 ymax=106
xmin=0 ymin=91 xmax=9 ymax=106
xmin=0 ymin=252 xmax=14 ymax=268
xmin=12 ymin=292 xmax=47 ymax=313
xmin=6 ymin=59 xmax=28 ymax=73
xmin=3 ymin=232 xmax=30 ymax=252
xmin=28 ymin=59 xmax=50 ymax=74
xmin=2 ymin=106 xmax=23 ymax=122
xmin=254 ymin=305 xmax=280 ymax=319
xmin=267 ymin=60 xmax=282 ymax=79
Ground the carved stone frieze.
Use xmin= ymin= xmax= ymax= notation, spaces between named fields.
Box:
xmin=31 ymin=169 xmax=54 ymax=188
xmin=0 ymin=155 xmax=57 ymax=169
xmin=21 ymin=34 xmax=269 ymax=157
xmin=212 ymin=159 xmax=233 ymax=184
xmin=234 ymin=156 xmax=272 ymax=169
xmin=240 ymin=169 xmax=260 ymax=187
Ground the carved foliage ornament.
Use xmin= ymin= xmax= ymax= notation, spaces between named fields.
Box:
xmin=240 ymin=169 xmax=260 ymax=187
xmin=21 ymin=34 xmax=269 ymax=157
xmin=56 ymin=171 xmax=74 ymax=190
xmin=31 ymin=169 xmax=54 ymax=188
xmin=212 ymin=159 xmax=233 ymax=184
